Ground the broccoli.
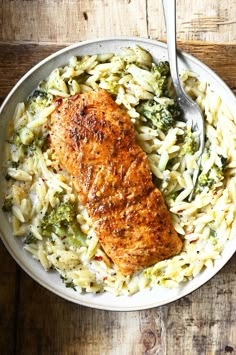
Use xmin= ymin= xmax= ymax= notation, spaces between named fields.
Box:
xmin=60 ymin=275 xmax=77 ymax=291
xmin=41 ymin=201 xmax=76 ymax=234
xmin=8 ymin=127 xmax=35 ymax=147
xmin=27 ymin=90 xmax=51 ymax=114
xmin=28 ymin=135 xmax=48 ymax=152
xmin=154 ymin=61 xmax=170 ymax=77
xmin=179 ymin=128 xmax=198 ymax=156
xmin=41 ymin=201 xmax=87 ymax=246
xmin=2 ymin=198 xmax=13 ymax=212
xmin=137 ymin=99 xmax=180 ymax=133
xmin=151 ymin=61 xmax=170 ymax=97
xmin=196 ymin=153 xmax=227 ymax=193
xmin=197 ymin=172 xmax=214 ymax=189
xmin=31 ymin=90 xmax=48 ymax=99
xmin=24 ymin=232 xmax=37 ymax=244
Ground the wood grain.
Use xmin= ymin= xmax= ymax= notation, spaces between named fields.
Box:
xmin=148 ymin=0 xmax=236 ymax=43
xmin=2 ymin=253 xmax=236 ymax=355
xmin=0 ymin=0 xmax=148 ymax=44
xmin=1 ymin=0 xmax=236 ymax=352
xmin=0 ymin=40 xmax=236 ymax=355
xmin=0 ymin=0 xmax=235 ymax=44
xmin=174 ymin=41 xmax=236 ymax=95
xmin=0 ymin=241 xmax=19 ymax=355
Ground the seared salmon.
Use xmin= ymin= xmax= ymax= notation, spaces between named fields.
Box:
xmin=50 ymin=90 xmax=183 ymax=275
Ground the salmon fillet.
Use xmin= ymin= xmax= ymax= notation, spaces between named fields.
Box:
xmin=50 ymin=89 xmax=183 ymax=275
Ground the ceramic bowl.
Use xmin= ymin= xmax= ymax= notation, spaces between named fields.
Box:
xmin=0 ymin=37 xmax=235 ymax=311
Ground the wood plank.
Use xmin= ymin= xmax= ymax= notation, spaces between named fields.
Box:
xmin=0 ymin=241 xmax=19 ymax=355
xmin=12 ymin=254 xmax=236 ymax=355
xmin=0 ymin=0 xmax=236 ymax=44
xmin=177 ymin=41 xmax=236 ymax=95
xmin=0 ymin=0 xmax=148 ymax=44
xmin=0 ymin=43 xmax=65 ymax=104
xmin=147 ymin=0 xmax=236 ymax=43
xmin=163 ymin=255 xmax=236 ymax=355
xmin=14 ymin=273 xmax=141 ymax=355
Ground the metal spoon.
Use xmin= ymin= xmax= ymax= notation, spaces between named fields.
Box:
xmin=162 ymin=0 xmax=205 ymax=200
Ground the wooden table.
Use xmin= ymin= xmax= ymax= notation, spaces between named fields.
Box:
xmin=0 ymin=1 xmax=236 ymax=354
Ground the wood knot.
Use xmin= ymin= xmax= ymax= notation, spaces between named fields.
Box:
xmin=225 ymin=345 xmax=234 ymax=353
xmin=83 ymin=12 xmax=88 ymax=21
xmin=142 ymin=329 xmax=156 ymax=350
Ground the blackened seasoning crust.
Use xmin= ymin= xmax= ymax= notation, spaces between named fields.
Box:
xmin=50 ymin=89 xmax=183 ymax=275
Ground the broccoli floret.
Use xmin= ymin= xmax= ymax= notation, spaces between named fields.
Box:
xmin=197 ymin=168 xmax=223 ymax=192
xmin=31 ymin=90 xmax=48 ymax=99
xmin=28 ymin=135 xmax=48 ymax=152
xmin=137 ymin=99 xmax=180 ymax=132
xmin=24 ymin=232 xmax=37 ymax=244
xmin=41 ymin=201 xmax=87 ymax=246
xmin=180 ymin=128 xmax=198 ymax=156
xmin=196 ymin=154 xmax=227 ymax=193
xmin=42 ymin=201 xmax=76 ymax=234
xmin=2 ymin=198 xmax=13 ymax=212
xmin=151 ymin=61 xmax=170 ymax=96
xmin=8 ymin=127 xmax=34 ymax=147
xmin=27 ymin=90 xmax=50 ymax=114
xmin=197 ymin=173 xmax=214 ymax=189
xmin=60 ymin=275 xmax=77 ymax=291
xmin=155 ymin=61 xmax=170 ymax=77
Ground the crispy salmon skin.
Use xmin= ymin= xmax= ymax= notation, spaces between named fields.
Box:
xmin=50 ymin=89 xmax=183 ymax=275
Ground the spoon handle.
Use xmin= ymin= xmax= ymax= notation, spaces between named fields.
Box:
xmin=162 ymin=0 xmax=184 ymax=97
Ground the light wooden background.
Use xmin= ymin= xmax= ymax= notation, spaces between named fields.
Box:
xmin=0 ymin=1 xmax=236 ymax=355
xmin=0 ymin=0 xmax=236 ymax=44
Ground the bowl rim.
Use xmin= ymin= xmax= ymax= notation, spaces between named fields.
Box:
xmin=0 ymin=36 xmax=236 ymax=311
xmin=1 ymin=36 xmax=235 ymax=115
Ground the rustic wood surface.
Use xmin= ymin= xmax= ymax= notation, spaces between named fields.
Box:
xmin=0 ymin=0 xmax=236 ymax=43
xmin=0 ymin=1 xmax=236 ymax=354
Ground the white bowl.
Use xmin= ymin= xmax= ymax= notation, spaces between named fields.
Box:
xmin=0 ymin=37 xmax=235 ymax=311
